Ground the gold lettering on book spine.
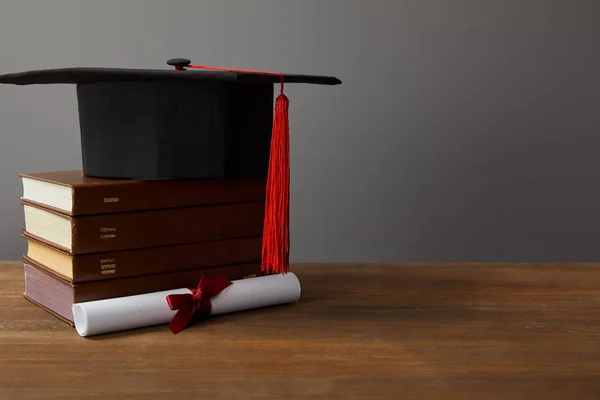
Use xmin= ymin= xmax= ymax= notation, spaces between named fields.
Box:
xmin=101 ymin=269 xmax=116 ymax=275
xmin=100 ymin=228 xmax=116 ymax=240
xmin=103 ymin=197 xmax=119 ymax=203
xmin=99 ymin=259 xmax=116 ymax=275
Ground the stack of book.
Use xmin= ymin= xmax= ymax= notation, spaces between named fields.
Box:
xmin=19 ymin=170 xmax=269 ymax=326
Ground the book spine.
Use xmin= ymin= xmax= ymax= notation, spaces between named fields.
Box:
xmin=73 ymin=262 xmax=267 ymax=303
xmin=71 ymin=177 xmax=266 ymax=215
xmin=70 ymin=201 xmax=265 ymax=254
xmin=72 ymin=237 xmax=262 ymax=282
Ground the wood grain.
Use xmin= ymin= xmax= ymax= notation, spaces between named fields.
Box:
xmin=1 ymin=261 xmax=600 ymax=399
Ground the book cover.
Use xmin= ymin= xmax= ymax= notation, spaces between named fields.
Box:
xmin=22 ymin=200 xmax=265 ymax=254
xmin=22 ymin=230 xmax=263 ymax=283
xmin=20 ymin=170 xmax=267 ymax=216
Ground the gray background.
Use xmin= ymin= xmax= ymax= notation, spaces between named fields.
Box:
xmin=1 ymin=0 xmax=599 ymax=262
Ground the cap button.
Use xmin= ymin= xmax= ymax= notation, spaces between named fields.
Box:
xmin=167 ymin=58 xmax=191 ymax=70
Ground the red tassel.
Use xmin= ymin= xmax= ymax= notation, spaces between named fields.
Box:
xmin=262 ymin=93 xmax=290 ymax=274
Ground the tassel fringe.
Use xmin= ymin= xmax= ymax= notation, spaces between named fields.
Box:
xmin=261 ymin=94 xmax=290 ymax=274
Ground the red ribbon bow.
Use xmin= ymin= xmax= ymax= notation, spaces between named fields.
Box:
xmin=166 ymin=275 xmax=233 ymax=334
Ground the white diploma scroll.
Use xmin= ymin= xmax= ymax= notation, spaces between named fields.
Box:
xmin=72 ymin=273 xmax=301 ymax=337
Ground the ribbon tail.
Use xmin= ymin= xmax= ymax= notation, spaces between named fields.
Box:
xmin=169 ymin=307 xmax=195 ymax=334
xmin=166 ymin=293 xmax=195 ymax=334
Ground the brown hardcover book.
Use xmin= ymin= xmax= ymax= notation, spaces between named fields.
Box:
xmin=23 ymin=257 xmax=266 ymax=323
xmin=20 ymin=170 xmax=266 ymax=216
xmin=22 ymin=230 xmax=262 ymax=283
xmin=22 ymin=199 xmax=265 ymax=254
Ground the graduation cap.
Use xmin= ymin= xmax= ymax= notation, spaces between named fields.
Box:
xmin=0 ymin=58 xmax=341 ymax=274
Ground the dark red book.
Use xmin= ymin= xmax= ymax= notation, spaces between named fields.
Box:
xmin=23 ymin=258 xmax=266 ymax=324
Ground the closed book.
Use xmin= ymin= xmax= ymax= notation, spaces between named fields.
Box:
xmin=23 ymin=257 xmax=266 ymax=324
xmin=20 ymin=170 xmax=266 ymax=216
xmin=22 ymin=230 xmax=262 ymax=283
xmin=22 ymin=199 xmax=264 ymax=254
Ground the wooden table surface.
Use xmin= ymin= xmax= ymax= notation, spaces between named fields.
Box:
xmin=1 ymin=261 xmax=600 ymax=399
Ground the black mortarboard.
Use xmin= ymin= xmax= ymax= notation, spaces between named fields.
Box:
xmin=1 ymin=58 xmax=342 ymax=274
xmin=0 ymin=58 xmax=341 ymax=180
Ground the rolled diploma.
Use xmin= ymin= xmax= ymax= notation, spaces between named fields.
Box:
xmin=72 ymin=272 xmax=301 ymax=337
